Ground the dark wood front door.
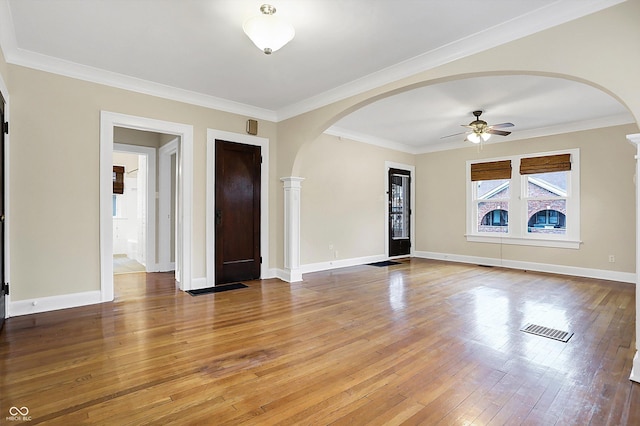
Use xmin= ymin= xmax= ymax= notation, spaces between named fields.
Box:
xmin=215 ymin=140 xmax=261 ymax=284
xmin=388 ymin=168 xmax=411 ymax=257
xmin=0 ymin=91 xmax=5 ymax=330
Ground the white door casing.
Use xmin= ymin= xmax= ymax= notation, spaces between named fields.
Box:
xmin=100 ymin=111 xmax=193 ymax=300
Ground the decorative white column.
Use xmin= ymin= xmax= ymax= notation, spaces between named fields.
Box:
xmin=627 ymin=133 xmax=640 ymax=383
xmin=281 ymin=177 xmax=305 ymax=282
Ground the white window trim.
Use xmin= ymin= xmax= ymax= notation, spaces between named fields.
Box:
xmin=466 ymin=149 xmax=581 ymax=249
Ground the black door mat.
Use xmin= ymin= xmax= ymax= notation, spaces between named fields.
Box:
xmin=367 ymin=260 xmax=401 ymax=267
xmin=187 ymin=283 xmax=248 ymax=296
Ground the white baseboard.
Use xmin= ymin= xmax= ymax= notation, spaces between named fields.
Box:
xmin=275 ymin=268 xmax=303 ymax=283
xmin=275 ymin=269 xmax=290 ymax=282
xmin=414 ymin=251 xmax=636 ymax=284
xmin=630 ymin=352 xmax=640 ymax=383
xmin=9 ymin=290 xmax=102 ymax=317
xmin=262 ymin=268 xmax=278 ymax=280
xmin=155 ymin=262 xmax=175 ymax=273
xmin=300 ymin=254 xmax=388 ymax=275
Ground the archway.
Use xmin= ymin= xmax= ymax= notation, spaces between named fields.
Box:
xmin=286 ymin=73 xmax=636 ymax=272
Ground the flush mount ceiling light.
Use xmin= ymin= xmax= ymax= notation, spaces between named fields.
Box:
xmin=243 ymin=4 xmax=295 ymax=55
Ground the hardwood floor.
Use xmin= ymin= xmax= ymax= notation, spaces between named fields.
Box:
xmin=1 ymin=258 xmax=639 ymax=425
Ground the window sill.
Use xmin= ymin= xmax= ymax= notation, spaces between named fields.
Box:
xmin=465 ymin=234 xmax=581 ymax=249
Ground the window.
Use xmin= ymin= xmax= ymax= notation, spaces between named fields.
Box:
xmin=112 ymin=194 xmax=126 ymax=218
xmin=466 ymin=149 xmax=580 ymax=249
xmin=528 ymin=209 xmax=566 ymax=231
xmin=481 ymin=209 xmax=508 ymax=228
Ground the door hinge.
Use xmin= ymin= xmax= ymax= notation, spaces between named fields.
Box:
xmin=260 ymin=256 xmax=263 ymax=263
xmin=3 ymin=283 xmax=8 ymax=295
xmin=3 ymin=122 xmax=7 ymax=135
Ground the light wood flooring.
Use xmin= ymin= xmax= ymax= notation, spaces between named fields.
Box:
xmin=113 ymin=255 xmax=146 ymax=275
xmin=1 ymin=258 xmax=639 ymax=424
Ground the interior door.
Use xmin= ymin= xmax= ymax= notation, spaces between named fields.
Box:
xmin=388 ymin=168 xmax=411 ymax=257
xmin=215 ymin=140 xmax=261 ymax=284
xmin=0 ymin=91 xmax=6 ymax=329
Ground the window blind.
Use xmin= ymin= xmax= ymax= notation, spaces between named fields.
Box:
xmin=470 ymin=160 xmax=512 ymax=181
xmin=520 ymin=153 xmax=571 ymax=175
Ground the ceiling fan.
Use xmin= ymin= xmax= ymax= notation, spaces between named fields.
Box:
xmin=442 ymin=110 xmax=514 ymax=143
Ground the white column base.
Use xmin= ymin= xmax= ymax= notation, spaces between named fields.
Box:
xmin=630 ymin=351 xmax=640 ymax=383
xmin=277 ymin=268 xmax=303 ymax=283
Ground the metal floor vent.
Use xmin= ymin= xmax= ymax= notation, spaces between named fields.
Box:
xmin=520 ymin=323 xmax=573 ymax=343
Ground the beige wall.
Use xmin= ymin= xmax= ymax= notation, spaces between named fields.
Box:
xmin=297 ymin=133 xmax=414 ymax=264
xmin=114 ymin=127 xmax=162 ymax=148
xmin=7 ymin=64 xmax=277 ymax=300
xmin=415 ymin=124 xmax=639 ymax=273
xmin=278 ymin=0 xmax=640 ymax=276
xmin=0 ymin=46 xmax=8 ymax=89
xmin=280 ymin=1 xmax=640 ymax=178
xmin=2 ymin=0 xmax=640 ymax=303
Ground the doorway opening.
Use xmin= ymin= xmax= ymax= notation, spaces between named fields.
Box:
xmin=100 ymin=112 xmax=194 ymax=302
xmin=385 ymin=162 xmax=415 ymax=259
xmin=112 ymin=147 xmax=152 ymax=275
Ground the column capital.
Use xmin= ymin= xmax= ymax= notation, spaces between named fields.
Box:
xmin=280 ymin=176 xmax=305 ymax=188
xmin=627 ymin=133 xmax=640 ymax=147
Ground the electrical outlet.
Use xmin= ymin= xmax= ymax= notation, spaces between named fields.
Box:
xmin=609 ymin=255 xmax=615 ymax=263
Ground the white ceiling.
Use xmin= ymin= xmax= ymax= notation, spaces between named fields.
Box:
xmin=0 ymin=0 xmax=633 ymax=152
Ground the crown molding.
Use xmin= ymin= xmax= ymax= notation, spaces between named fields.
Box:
xmin=326 ymin=113 xmax=635 ymax=155
xmin=0 ymin=0 xmax=277 ymax=122
xmin=0 ymin=0 xmax=626 ymax=124
xmin=275 ymin=0 xmax=627 ymax=121
xmin=324 ymin=126 xmax=418 ymax=154
xmin=9 ymin=49 xmax=279 ymax=122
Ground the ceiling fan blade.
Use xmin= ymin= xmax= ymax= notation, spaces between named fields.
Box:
xmin=488 ymin=122 xmax=514 ymax=129
xmin=440 ymin=130 xmax=470 ymax=139
xmin=486 ymin=129 xmax=512 ymax=136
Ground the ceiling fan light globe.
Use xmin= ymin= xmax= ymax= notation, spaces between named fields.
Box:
xmin=243 ymin=8 xmax=295 ymax=54
xmin=467 ymin=133 xmax=481 ymax=144
xmin=481 ymin=132 xmax=491 ymax=142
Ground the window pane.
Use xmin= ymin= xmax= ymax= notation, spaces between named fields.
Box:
xmin=478 ymin=201 xmax=508 ymax=233
xmin=476 ymin=179 xmax=509 ymax=199
xmin=527 ymin=200 xmax=566 ymax=234
xmin=391 ymin=174 xmax=410 ymax=239
xmin=526 ymin=171 xmax=567 ymax=198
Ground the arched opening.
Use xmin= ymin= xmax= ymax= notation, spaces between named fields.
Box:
xmin=284 ymin=71 xmax=636 ymax=297
xmin=290 ymin=71 xmax=633 ymax=177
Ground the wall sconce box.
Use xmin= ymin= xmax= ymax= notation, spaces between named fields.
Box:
xmin=246 ymin=119 xmax=258 ymax=135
